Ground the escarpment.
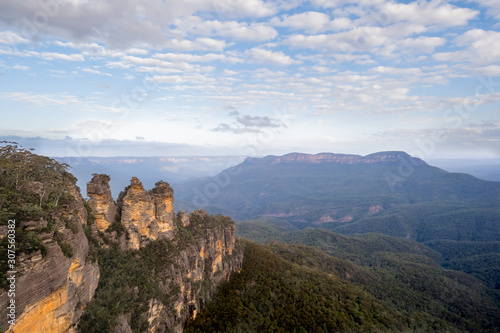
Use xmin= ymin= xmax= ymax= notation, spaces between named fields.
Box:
xmin=0 ymin=155 xmax=99 ymax=333
xmin=0 ymin=147 xmax=243 ymax=333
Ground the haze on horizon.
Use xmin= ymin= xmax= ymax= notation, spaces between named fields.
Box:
xmin=1 ymin=0 xmax=500 ymax=160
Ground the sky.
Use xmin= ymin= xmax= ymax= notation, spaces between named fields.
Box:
xmin=0 ymin=0 xmax=500 ymax=159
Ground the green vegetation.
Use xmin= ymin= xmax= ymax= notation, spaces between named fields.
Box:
xmin=187 ymin=236 xmax=500 ymax=332
xmin=0 ymin=143 xmax=79 ymax=289
xmin=78 ymin=241 xmax=178 ymax=332
xmin=0 ymin=143 xmax=77 ymax=225
xmin=425 ymin=239 xmax=500 ymax=290
xmin=185 ymin=240 xmax=405 ymax=333
xmin=58 ymin=241 xmax=74 ymax=258
xmin=17 ymin=230 xmax=46 ymax=255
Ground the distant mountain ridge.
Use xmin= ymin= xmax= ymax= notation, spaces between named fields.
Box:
xmin=174 ymin=150 xmax=500 ymax=243
xmin=245 ymin=151 xmax=421 ymax=165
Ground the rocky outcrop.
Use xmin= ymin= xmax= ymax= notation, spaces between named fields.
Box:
xmin=150 ymin=181 xmax=175 ymax=240
xmin=86 ymin=174 xmax=117 ymax=232
xmin=0 ymin=182 xmax=99 ymax=333
xmin=117 ymin=178 xmax=179 ymax=250
xmin=117 ymin=177 xmax=159 ymax=250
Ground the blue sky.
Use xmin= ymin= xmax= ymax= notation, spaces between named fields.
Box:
xmin=0 ymin=0 xmax=499 ymax=159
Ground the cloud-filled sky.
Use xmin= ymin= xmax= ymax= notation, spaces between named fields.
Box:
xmin=0 ymin=0 xmax=499 ymax=159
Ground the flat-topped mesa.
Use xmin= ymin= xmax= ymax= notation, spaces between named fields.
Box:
xmin=117 ymin=177 xmax=177 ymax=250
xmin=86 ymin=174 xmax=117 ymax=232
xmin=245 ymin=151 xmax=421 ymax=165
xmin=149 ymin=181 xmax=175 ymax=240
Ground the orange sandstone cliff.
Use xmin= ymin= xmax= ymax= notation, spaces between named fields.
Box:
xmin=0 ymin=170 xmax=242 ymax=333
xmin=0 ymin=179 xmax=99 ymax=333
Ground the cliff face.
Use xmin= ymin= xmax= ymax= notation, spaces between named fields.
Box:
xmin=136 ymin=210 xmax=242 ymax=333
xmin=0 ymin=181 xmax=99 ymax=333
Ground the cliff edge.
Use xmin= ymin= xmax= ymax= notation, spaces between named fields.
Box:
xmin=0 ymin=146 xmax=99 ymax=333
xmin=0 ymin=146 xmax=243 ymax=333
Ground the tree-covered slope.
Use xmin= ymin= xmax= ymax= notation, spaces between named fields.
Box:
xmin=186 ymin=239 xmax=500 ymax=332
xmin=185 ymin=240 xmax=407 ymax=333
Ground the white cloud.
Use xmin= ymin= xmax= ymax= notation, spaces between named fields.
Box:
xmin=53 ymin=41 xmax=126 ymax=58
xmin=434 ymin=29 xmax=500 ymax=65
xmin=0 ymin=31 xmax=29 ymax=44
xmin=273 ymin=11 xmax=354 ymax=33
xmin=223 ymin=69 xmax=238 ymax=76
xmin=125 ymin=48 xmax=148 ymax=55
xmin=0 ymin=0 xmax=279 ymax=49
xmin=173 ymin=16 xmax=278 ymax=42
xmin=471 ymin=0 xmax=500 ymax=21
xmin=246 ymin=47 xmax=299 ymax=66
xmin=474 ymin=65 xmax=500 ymax=76
xmin=147 ymin=75 xmax=184 ymax=84
xmin=399 ymin=36 xmax=446 ymax=53
xmin=0 ymin=92 xmax=82 ymax=107
xmin=381 ymin=1 xmax=478 ymax=28
xmin=209 ymin=0 xmax=278 ymax=18
xmin=272 ymin=11 xmax=330 ymax=33
xmin=41 ymin=52 xmax=85 ymax=61
xmin=82 ymin=68 xmax=102 ymax=75
xmin=147 ymin=73 xmax=216 ymax=85
xmin=134 ymin=67 xmax=182 ymax=74
xmin=286 ymin=20 xmax=446 ymax=58
xmin=213 ymin=111 xmax=283 ymax=134
xmin=121 ymin=55 xmax=175 ymax=68
xmin=82 ymin=68 xmax=112 ymax=76
xmin=154 ymin=53 xmax=225 ymax=63
xmin=368 ymin=66 xmax=422 ymax=76
xmin=13 ymin=64 xmax=29 ymax=71
xmin=170 ymin=37 xmax=228 ymax=52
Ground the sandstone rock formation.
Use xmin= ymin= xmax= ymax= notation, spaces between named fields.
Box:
xmin=177 ymin=210 xmax=190 ymax=227
xmin=150 ymin=181 xmax=175 ymax=240
xmin=86 ymin=174 xmax=117 ymax=232
xmin=117 ymin=177 xmax=172 ymax=250
xmin=0 ymin=182 xmax=99 ymax=333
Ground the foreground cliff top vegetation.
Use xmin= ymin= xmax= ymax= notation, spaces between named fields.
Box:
xmin=0 ymin=142 xmax=76 ymax=224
